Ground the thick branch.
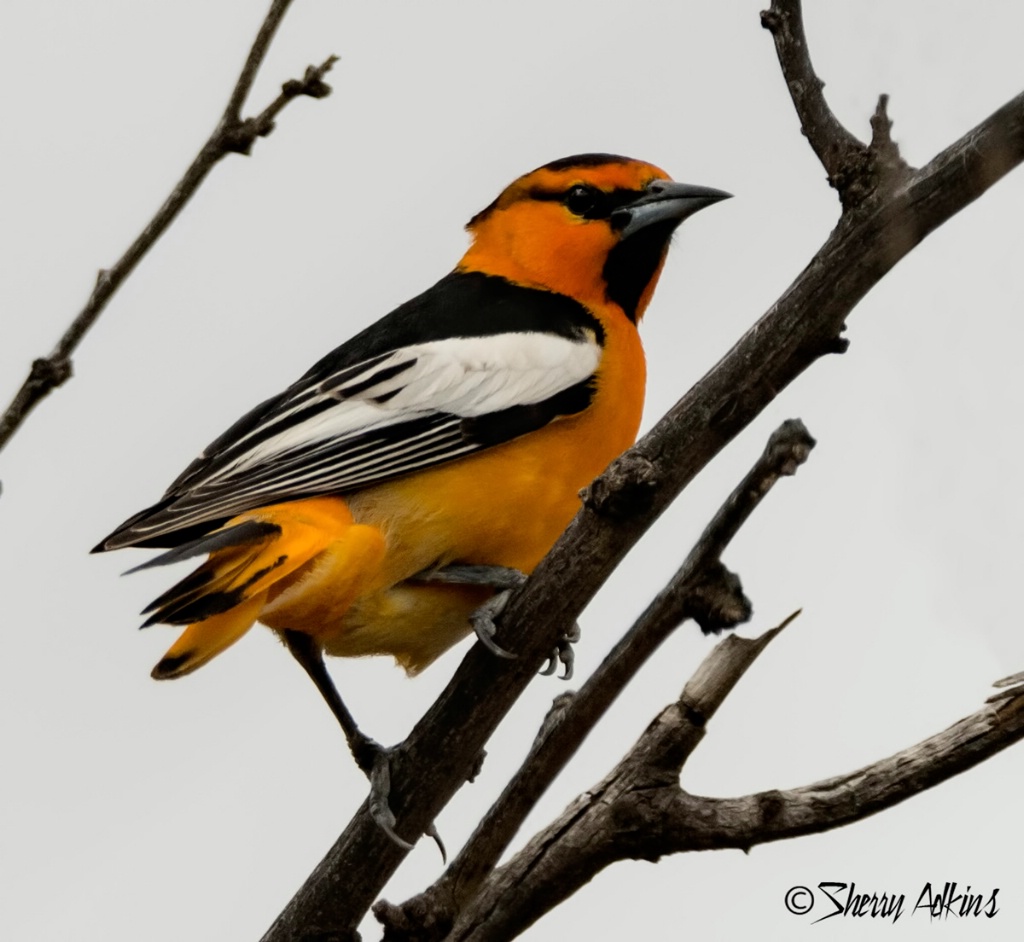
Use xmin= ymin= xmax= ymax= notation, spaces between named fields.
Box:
xmin=375 ymin=421 xmax=813 ymax=940
xmin=260 ymin=84 xmax=1024 ymax=942
xmin=0 ymin=0 xmax=336 ymax=457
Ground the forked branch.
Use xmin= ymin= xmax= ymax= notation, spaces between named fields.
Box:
xmin=441 ymin=636 xmax=1024 ymax=942
xmin=761 ymin=0 xmax=911 ymax=206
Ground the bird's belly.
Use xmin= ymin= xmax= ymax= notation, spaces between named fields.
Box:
xmin=317 ymin=580 xmax=492 ymax=674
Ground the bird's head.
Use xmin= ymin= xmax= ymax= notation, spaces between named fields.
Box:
xmin=460 ymin=153 xmax=730 ymax=321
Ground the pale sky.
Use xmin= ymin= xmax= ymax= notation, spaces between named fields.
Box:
xmin=3 ymin=2 xmax=1023 ymax=940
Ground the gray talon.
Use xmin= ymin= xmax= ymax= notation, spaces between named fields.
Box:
xmin=554 ymin=623 xmax=581 ymax=681
xmin=558 ymin=641 xmax=575 ymax=681
xmin=426 ymin=823 xmax=447 ymax=863
xmin=413 ymin=564 xmax=528 ymax=659
xmin=471 ymin=590 xmax=517 ymax=659
xmin=537 ymin=624 xmax=581 ymax=680
xmin=369 ymin=750 xmax=414 ymax=851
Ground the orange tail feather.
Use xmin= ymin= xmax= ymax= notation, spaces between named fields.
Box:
xmin=146 ymin=497 xmax=381 ymax=677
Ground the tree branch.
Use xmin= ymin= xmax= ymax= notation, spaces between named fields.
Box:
xmin=0 ymin=0 xmax=336 ymax=458
xmin=662 ymin=685 xmax=1024 ymax=849
xmin=375 ymin=421 xmax=814 ymax=940
xmin=761 ymin=0 xmax=912 ymax=206
xmin=447 ymin=657 xmax=1024 ymax=942
xmin=222 ymin=0 xmax=298 ymax=125
xmin=444 ymin=622 xmax=795 ymax=942
xmin=260 ymin=70 xmax=1024 ymax=942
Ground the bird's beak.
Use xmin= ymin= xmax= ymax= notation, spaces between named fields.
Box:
xmin=612 ymin=181 xmax=732 ymax=239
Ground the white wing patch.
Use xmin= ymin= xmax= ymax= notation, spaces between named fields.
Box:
xmin=214 ymin=331 xmax=601 ymax=481
xmin=345 ymin=332 xmax=599 ymax=414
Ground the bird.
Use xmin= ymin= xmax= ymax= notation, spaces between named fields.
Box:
xmin=95 ymin=153 xmax=729 ymax=845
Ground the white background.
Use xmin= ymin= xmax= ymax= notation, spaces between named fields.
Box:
xmin=2 ymin=2 xmax=1023 ymax=939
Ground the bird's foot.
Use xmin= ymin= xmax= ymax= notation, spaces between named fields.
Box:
xmin=352 ymin=735 xmax=445 ymax=859
xmin=468 ymin=587 xmax=519 ymax=659
xmin=280 ymin=629 xmax=442 ymax=855
xmin=416 ymin=564 xmax=580 ymax=674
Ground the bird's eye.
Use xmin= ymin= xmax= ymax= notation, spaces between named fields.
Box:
xmin=564 ymin=185 xmax=598 ymax=217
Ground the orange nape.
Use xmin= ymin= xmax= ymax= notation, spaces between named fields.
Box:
xmin=147 ymin=497 xmax=385 ymax=679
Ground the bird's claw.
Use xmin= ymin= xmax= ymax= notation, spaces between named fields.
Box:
xmin=426 ymin=823 xmax=447 ymax=864
xmin=364 ymin=745 xmax=446 ymax=859
xmin=540 ymin=622 xmax=581 ymax=680
xmin=415 ymin=564 xmax=527 ymax=659
xmin=417 ymin=565 xmax=579 ymax=671
xmin=368 ymin=750 xmax=414 ymax=851
xmin=470 ymin=590 xmax=518 ymax=659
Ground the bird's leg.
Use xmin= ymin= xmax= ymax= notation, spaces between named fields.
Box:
xmin=281 ymin=629 xmax=414 ymax=851
xmin=281 ymin=629 xmax=381 ymax=771
xmin=423 ymin=563 xmax=528 ymax=592
xmin=417 ymin=564 xmax=579 ymax=678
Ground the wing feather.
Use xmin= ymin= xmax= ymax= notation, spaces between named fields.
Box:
xmin=97 ymin=272 xmax=606 ymax=550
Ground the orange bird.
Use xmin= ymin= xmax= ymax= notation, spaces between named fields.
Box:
xmin=96 ymin=154 xmax=729 ymax=843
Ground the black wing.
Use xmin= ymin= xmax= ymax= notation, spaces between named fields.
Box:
xmin=96 ymin=272 xmax=603 ymax=550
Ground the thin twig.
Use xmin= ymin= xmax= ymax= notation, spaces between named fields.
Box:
xmin=222 ymin=0 xmax=295 ymax=125
xmin=0 ymin=0 xmax=336 ymax=457
xmin=760 ymin=1 xmax=863 ymax=183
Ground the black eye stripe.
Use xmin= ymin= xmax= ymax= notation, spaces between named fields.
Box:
xmin=527 ymin=186 xmax=643 ymax=220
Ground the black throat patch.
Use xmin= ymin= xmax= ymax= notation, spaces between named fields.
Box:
xmin=602 ymin=220 xmax=677 ymax=321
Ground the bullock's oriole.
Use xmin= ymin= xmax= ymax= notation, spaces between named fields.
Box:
xmin=95 ymin=154 xmax=729 ymax=844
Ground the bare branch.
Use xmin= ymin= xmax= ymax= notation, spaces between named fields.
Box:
xmin=445 ymin=621 xmax=794 ymax=942
xmin=761 ymin=0 xmax=912 ymax=206
xmin=990 ymin=670 xmax=1024 ymax=701
xmin=375 ymin=423 xmax=814 ymax=940
xmin=675 ymin=611 xmax=800 ymax=728
xmin=448 ymin=638 xmax=1024 ymax=942
xmin=760 ymin=0 xmax=863 ymax=177
xmin=661 ymin=686 xmax=1024 ymax=849
xmin=0 ymin=1 xmax=336 ymax=458
xmin=260 ymin=82 xmax=1024 ymax=942
xmin=221 ymin=0 xmax=297 ymax=125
